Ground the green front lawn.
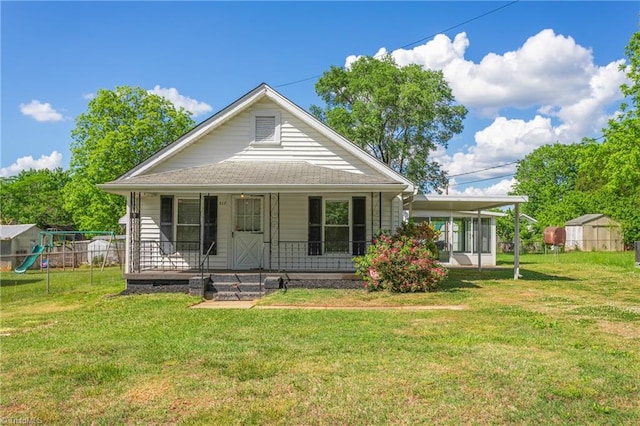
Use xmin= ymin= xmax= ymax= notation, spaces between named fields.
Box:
xmin=1 ymin=253 xmax=639 ymax=424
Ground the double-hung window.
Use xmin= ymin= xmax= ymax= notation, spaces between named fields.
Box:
xmin=324 ymin=200 xmax=349 ymax=253
xmin=176 ymin=199 xmax=200 ymax=252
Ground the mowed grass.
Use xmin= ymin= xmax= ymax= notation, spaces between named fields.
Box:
xmin=1 ymin=252 xmax=639 ymax=425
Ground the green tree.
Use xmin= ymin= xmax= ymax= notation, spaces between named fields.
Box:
xmin=579 ymin=30 xmax=640 ymax=245
xmin=0 ymin=168 xmax=72 ymax=228
xmin=64 ymin=86 xmax=195 ymax=230
xmin=311 ymin=55 xmax=467 ymax=192
xmin=495 ymin=209 xmax=538 ymax=246
xmin=512 ymin=143 xmax=589 ymax=226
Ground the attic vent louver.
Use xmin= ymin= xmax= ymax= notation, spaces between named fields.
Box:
xmin=255 ymin=116 xmax=276 ymax=143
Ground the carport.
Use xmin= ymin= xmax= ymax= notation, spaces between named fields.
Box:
xmin=408 ymin=194 xmax=529 ymax=279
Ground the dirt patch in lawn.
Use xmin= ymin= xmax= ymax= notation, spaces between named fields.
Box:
xmin=598 ymin=320 xmax=640 ymax=339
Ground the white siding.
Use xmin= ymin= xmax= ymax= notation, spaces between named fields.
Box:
xmin=140 ymin=195 xmax=160 ymax=241
xmin=145 ymin=99 xmax=382 ymax=177
xmin=213 ymin=194 xmax=231 ymax=269
xmin=381 ymin=195 xmax=404 ymax=232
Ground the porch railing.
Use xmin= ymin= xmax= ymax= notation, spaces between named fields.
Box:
xmin=139 ymin=240 xmax=200 ymax=271
xmin=135 ymin=240 xmax=372 ymax=273
xmin=275 ymin=240 xmax=371 ymax=272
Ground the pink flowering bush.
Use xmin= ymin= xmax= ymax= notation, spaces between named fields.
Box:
xmin=354 ymin=221 xmax=448 ymax=292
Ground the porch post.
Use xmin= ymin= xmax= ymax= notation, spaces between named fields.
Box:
xmin=514 ymin=203 xmax=521 ymax=279
xmin=448 ymin=213 xmax=453 ymax=264
xmin=129 ymin=192 xmax=141 ymax=274
xmin=270 ymin=193 xmax=280 ymax=271
xmin=477 ymin=210 xmax=482 ymax=271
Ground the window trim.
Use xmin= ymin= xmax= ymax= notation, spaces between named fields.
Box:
xmin=251 ymin=109 xmax=281 ymax=145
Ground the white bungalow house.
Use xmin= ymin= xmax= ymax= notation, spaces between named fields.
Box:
xmin=100 ymin=84 xmax=527 ymax=292
xmin=99 ymin=83 xmax=415 ymax=286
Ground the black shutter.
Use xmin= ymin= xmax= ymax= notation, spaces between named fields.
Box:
xmin=308 ymin=197 xmax=322 ymax=255
xmin=160 ymin=196 xmax=174 ymax=254
xmin=203 ymin=196 xmax=217 ymax=255
xmin=352 ymin=197 xmax=366 ymax=255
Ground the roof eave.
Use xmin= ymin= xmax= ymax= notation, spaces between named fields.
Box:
xmin=98 ymin=182 xmax=409 ymax=196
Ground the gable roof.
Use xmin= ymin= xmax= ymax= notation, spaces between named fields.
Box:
xmin=116 ymin=83 xmax=414 ymax=192
xmin=565 ymin=214 xmax=608 ymax=226
xmin=0 ymin=224 xmax=40 ymax=240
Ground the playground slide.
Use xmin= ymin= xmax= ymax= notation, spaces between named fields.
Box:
xmin=14 ymin=245 xmax=45 ymax=274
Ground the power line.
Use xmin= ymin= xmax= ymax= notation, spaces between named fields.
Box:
xmin=274 ymin=1 xmax=520 ymax=88
xmin=448 ymin=160 xmax=518 ymax=178
xmin=397 ymin=1 xmax=520 ymax=50
xmin=450 ymin=173 xmax=515 ymax=187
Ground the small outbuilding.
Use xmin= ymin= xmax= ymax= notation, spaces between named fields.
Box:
xmin=565 ymin=214 xmax=622 ymax=251
xmin=0 ymin=224 xmax=43 ymax=271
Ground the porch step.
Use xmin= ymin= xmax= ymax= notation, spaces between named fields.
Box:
xmin=196 ymin=274 xmax=284 ymax=300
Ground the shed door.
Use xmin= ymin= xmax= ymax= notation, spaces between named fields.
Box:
xmin=232 ymin=196 xmax=264 ymax=269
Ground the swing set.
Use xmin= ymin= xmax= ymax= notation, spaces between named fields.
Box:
xmin=14 ymin=230 xmax=120 ymax=293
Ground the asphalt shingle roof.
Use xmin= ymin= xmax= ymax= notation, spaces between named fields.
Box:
xmin=108 ymin=161 xmax=401 ymax=186
xmin=565 ymin=214 xmax=605 ymax=226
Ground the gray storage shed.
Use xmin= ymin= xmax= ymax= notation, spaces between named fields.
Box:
xmin=0 ymin=224 xmax=43 ymax=270
xmin=565 ymin=214 xmax=622 ymax=251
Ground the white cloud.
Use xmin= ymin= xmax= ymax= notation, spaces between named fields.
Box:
xmin=148 ymin=85 xmax=213 ymax=116
xmin=378 ymin=29 xmax=604 ymax=112
xmin=435 ymin=115 xmax=556 ymax=181
xmin=19 ymin=100 xmax=63 ymax=122
xmin=346 ymin=28 xmax=628 ymax=195
xmin=83 ymin=92 xmax=95 ymax=100
xmin=449 ymin=178 xmax=517 ymax=196
xmin=0 ymin=151 xmax=63 ymax=177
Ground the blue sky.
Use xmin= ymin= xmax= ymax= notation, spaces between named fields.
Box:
xmin=2 ymin=1 xmax=638 ymax=194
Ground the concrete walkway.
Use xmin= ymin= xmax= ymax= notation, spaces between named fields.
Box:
xmin=191 ymin=300 xmax=465 ymax=311
xmin=191 ymin=300 xmax=257 ymax=309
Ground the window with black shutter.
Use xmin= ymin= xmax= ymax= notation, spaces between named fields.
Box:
xmin=352 ymin=197 xmax=366 ymax=255
xmin=160 ymin=196 xmax=174 ymax=254
xmin=308 ymin=197 xmax=322 ymax=255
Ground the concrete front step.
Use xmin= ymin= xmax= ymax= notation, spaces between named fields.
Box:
xmin=190 ymin=274 xmax=284 ymax=299
xmin=207 ymin=282 xmax=264 ymax=292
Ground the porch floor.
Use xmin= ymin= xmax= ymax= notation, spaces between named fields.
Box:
xmin=124 ymin=270 xmax=359 ymax=281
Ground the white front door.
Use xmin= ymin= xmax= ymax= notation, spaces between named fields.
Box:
xmin=232 ymin=196 xmax=264 ymax=269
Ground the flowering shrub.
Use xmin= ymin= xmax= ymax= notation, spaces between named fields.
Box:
xmin=354 ymin=221 xmax=448 ymax=292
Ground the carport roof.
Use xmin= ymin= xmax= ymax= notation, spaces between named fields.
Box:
xmin=410 ymin=194 xmax=528 ymax=212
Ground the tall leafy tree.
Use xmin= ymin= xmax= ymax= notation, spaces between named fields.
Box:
xmin=64 ymin=86 xmax=195 ymax=230
xmin=0 ymin=168 xmax=72 ymax=228
xmin=512 ymin=143 xmax=589 ymax=226
xmin=579 ymin=30 xmax=640 ymax=245
xmin=311 ymin=55 xmax=467 ymax=192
